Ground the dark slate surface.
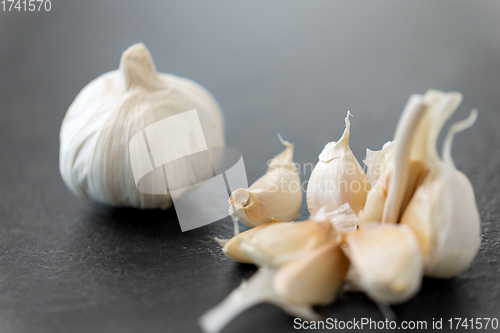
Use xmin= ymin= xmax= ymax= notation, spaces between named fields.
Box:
xmin=0 ymin=1 xmax=499 ymax=332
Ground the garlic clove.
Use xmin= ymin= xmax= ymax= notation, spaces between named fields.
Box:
xmin=345 ymin=224 xmax=423 ymax=304
xmin=222 ymin=221 xmax=280 ymax=263
xmin=222 ymin=217 xmax=334 ymax=266
xmin=381 ymin=95 xmax=428 ymax=224
xmin=229 ymin=134 xmax=302 ymax=228
xmin=401 ymin=109 xmax=481 ymax=278
xmin=307 ymin=112 xmax=369 ymax=216
xmin=273 ymin=240 xmax=349 ymax=305
xmin=199 ymin=267 xmax=320 ymax=333
xmin=358 ymin=171 xmax=389 ymax=227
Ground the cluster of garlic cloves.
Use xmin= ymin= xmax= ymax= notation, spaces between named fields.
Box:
xmin=229 ymin=134 xmax=302 ymax=228
xmin=361 ymin=90 xmax=481 ymax=278
xmin=202 ymin=90 xmax=481 ymax=332
xmin=400 ymin=107 xmax=481 ymax=278
xmin=201 ymin=207 xmax=357 ymax=333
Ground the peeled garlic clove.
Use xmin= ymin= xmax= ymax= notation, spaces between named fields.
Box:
xmin=229 ymin=134 xmax=302 ymax=228
xmin=273 ymin=240 xmax=349 ymax=305
xmin=60 ymin=43 xmax=225 ymax=209
xmin=401 ymin=109 xmax=481 ymax=278
xmin=345 ymin=224 xmax=423 ymax=304
xmin=307 ymin=112 xmax=369 ymax=216
xmin=223 ymin=217 xmax=334 ymax=266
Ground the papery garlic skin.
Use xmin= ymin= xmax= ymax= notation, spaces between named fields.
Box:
xmin=229 ymin=135 xmax=302 ymax=228
xmin=363 ymin=141 xmax=394 ymax=186
xmin=401 ymin=109 xmax=481 ymax=278
xmin=345 ymin=224 xmax=423 ymax=304
xmin=326 ymin=203 xmax=358 ymax=234
xmin=307 ymin=112 xmax=369 ymax=216
xmin=60 ymin=43 xmax=224 ymax=209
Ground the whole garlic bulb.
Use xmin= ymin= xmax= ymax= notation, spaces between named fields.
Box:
xmin=60 ymin=43 xmax=225 ymax=209
xmin=307 ymin=112 xmax=369 ymax=216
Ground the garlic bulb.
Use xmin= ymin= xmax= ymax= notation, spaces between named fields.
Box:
xmin=307 ymin=112 xmax=369 ymax=216
xmin=273 ymin=240 xmax=349 ymax=305
xmin=59 ymin=43 xmax=224 ymax=209
xmin=401 ymin=109 xmax=481 ymax=278
xmin=229 ymin=135 xmax=302 ymax=228
xmin=345 ymin=224 xmax=423 ymax=304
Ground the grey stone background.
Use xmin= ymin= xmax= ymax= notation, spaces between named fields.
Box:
xmin=0 ymin=1 xmax=499 ymax=332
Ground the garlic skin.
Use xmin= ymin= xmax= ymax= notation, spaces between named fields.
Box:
xmin=307 ymin=112 xmax=369 ymax=216
xmin=363 ymin=141 xmax=395 ymax=186
xmin=345 ymin=224 xmax=423 ymax=304
xmin=326 ymin=203 xmax=358 ymax=234
xmin=59 ymin=43 xmax=224 ymax=209
xmin=401 ymin=109 xmax=481 ymax=278
xmin=229 ymin=135 xmax=302 ymax=228
xmin=273 ymin=240 xmax=349 ymax=305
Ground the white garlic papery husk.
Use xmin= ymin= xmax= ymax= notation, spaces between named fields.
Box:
xmin=401 ymin=109 xmax=481 ymax=278
xmin=363 ymin=141 xmax=395 ymax=186
xmin=345 ymin=223 xmax=423 ymax=304
xmin=307 ymin=112 xmax=369 ymax=216
xmin=229 ymin=135 xmax=302 ymax=228
xmin=59 ymin=43 xmax=224 ymax=209
xmin=326 ymin=203 xmax=358 ymax=234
